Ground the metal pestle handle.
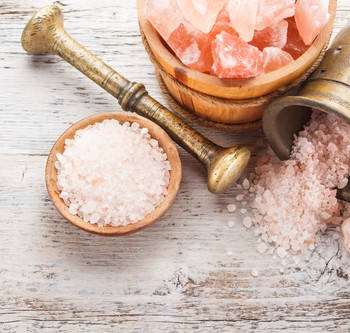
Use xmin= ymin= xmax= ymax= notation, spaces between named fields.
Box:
xmin=21 ymin=5 xmax=251 ymax=194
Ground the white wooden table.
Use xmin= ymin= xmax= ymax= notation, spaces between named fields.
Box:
xmin=1 ymin=1 xmax=350 ymax=331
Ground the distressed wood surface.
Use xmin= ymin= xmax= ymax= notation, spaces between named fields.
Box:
xmin=0 ymin=1 xmax=350 ymax=332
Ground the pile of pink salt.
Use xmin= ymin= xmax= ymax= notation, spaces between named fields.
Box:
xmin=229 ymin=110 xmax=350 ymax=254
xmin=145 ymin=0 xmax=330 ymax=78
xmin=55 ymin=119 xmax=171 ymax=227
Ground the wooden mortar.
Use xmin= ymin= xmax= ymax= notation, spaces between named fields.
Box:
xmin=137 ymin=0 xmax=337 ymax=128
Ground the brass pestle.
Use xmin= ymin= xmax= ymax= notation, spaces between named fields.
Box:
xmin=21 ymin=5 xmax=250 ymax=195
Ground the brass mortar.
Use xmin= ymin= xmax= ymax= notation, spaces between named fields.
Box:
xmin=263 ymin=21 xmax=350 ymax=202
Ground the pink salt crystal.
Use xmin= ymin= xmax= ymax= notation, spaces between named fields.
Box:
xmin=277 ymin=247 xmax=287 ymax=259
xmin=167 ymin=21 xmax=213 ymax=72
xmin=295 ymin=0 xmax=330 ymax=46
xmin=236 ymin=194 xmax=244 ymax=201
xmin=211 ymin=31 xmax=263 ymax=79
xmin=209 ymin=4 xmax=238 ymax=39
xmin=256 ymin=0 xmax=295 ymax=31
xmin=338 ymin=178 xmax=349 ymax=190
xmin=243 ymin=217 xmax=252 ymax=228
xmin=242 ymin=179 xmax=250 ymax=190
xmin=227 ymin=204 xmax=237 ymax=213
xmin=227 ymin=0 xmax=259 ymax=42
xmin=144 ymin=0 xmax=183 ymax=40
xmin=250 ymin=20 xmax=288 ymax=51
xmin=283 ymin=17 xmax=309 ymax=60
xmin=241 ymin=208 xmax=247 ymax=214
xmin=262 ymin=47 xmax=294 ymax=73
xmin=251 ymin=269 xmax=259 ymax=277
xmin=257 ymin=242 xmax=268 ymax=254
xmin=342 ymin=219 xmax=350 ymax=252
xmin=176 ymin=0 xmax=225 ymax=34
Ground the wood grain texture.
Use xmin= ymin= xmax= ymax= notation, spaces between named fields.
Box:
xmin=0 ymin=1 xmax=350 ymax=332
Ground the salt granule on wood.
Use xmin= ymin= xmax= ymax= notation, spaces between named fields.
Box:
xmin=231 ymin=110 xmax=350 ymax=254
xmin=55 ymin=119 xmax=171 ymax=227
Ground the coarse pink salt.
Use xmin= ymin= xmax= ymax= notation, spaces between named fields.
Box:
xmin=230 ymin=110 xmax=350 ymax=254
xmin=342 ymin=219 xmax=350 ymax=252
xmin=55 ymin=119 xmax=171 ymax=227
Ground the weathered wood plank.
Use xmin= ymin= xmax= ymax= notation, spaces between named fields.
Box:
xmin=0 ymin=0 xmax=350 ymax=332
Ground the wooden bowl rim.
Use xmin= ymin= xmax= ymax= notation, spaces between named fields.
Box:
xmin=45 ymin=111 xmax=182 ymax=236
xmin=137 ymin=0 xmax=337 ymax=99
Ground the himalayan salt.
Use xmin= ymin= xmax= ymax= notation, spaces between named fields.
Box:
xmin=250 ymin=20 xmax=288 ymax=51
xmin=228 ymin=221 xmax=235 ymax=228
xmin=227 ymin=204 xmax=237 ymax=213
xmin=227 ymin=0 xmax=259 ymax=42
xmin=257 ymin=242 xmax=268 ymax=254
xmin=55 ymin=119 xmax=171 ymax=227
xmin=242 ymin=179 xmax=250 ymax=190
xmin=256 ymin=0 xmax=295 ymax=31
xmin=167 ymin=21 xmax=213 ymax=72
xmin=241 ymin=110 xmax=350 ymax=254
xmin=251 ymin=269 xmax=259 ymax=277
xmin=283 ymin=17 xmax=309 ymax=60
xmin=243 ymin=217 xmax=252 ymax=228
xmin=211 ymin=31 xmax=263 ymax=79
xmin=176 ymin=0 xmax=225 ymax=34
xmin=144 ymin=0 xmax=183 ymax=40
xmin=295 ymin=0 xmax=330 ymax=46
xmin=262 ymin=47 xmax=294 ymax=73
xmin=209 ymin=4 xmax=238 ymax=40
xmin=342 ymin=219 xmax=350 ymax=252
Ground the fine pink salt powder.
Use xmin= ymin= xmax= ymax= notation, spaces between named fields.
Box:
xmin=230 ymin=110 xmax=350 ymax=254
xmin=55 ymin=119 xmax=171 ymax=227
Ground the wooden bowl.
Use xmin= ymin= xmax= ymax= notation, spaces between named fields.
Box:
xmin=46 ymin=112 xmax=182 ymax=236
xmin=137 ymin=0 xmax=337 ymax=126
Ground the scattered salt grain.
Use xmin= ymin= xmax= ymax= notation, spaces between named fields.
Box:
xmin=251 ymin=269 xmax=259 ymax=277
xmin=279 ymin=268 xmax=284 ymax=274
xmin=227 ymin=204 xmax=237 ymax=212
xmin=236 ymin=194 xmax=244 ymax=202
xmin=257 ymin=242 xmax=268 ymax=254
xmin=277 ymin=247 xmax=287 ymax=259
xmin=242 ymin=179 xmax=250 ymax=190
xmin=227 ymin=250 xmax=233 ymax=256
xmin=240 ymin=208 xmax=247 ymax=215
xmin=55 ymin=119 xmax=171 ymax=227
xmin=243 ymin=217 xmax=252 ymax=229
xmin=228 ymin=221 xmax=235 ymax=228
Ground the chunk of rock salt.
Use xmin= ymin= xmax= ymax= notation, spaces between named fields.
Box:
xmin=209 ymin=4 xmax=238 ymax=39
xmin=211 ymin=31 xmax=263 ymax=79
xmin=144 ymin=0 xmax=183 ymax=40
xmin=256 ymin=0 xmax=295 ymax=31
xmin=262 ymin=47 xmax=294 ymax=73
xmin=55 ymin=119 xmax=171 ymax=227
xmin=228 ymin=0 xmax=259 ymax=42
xmin=282 ymin=17 xmax=309 ymax=59
xmin=167 ymin=21 xmax=213 ymax=72
xmin=295 ymin=0 xmax=330 ymax=45
xmin=342 ymin=219 xmax=350 ymax=252
xmin=250 ymin=20 xmax=288 ymax=51
xmin=242 ymin=179 xmax=250 ymax=190
xmin=228 ymin=221 xmax=235 ymax=228
xmin=176 ymin=0 xmax=225 ymax=34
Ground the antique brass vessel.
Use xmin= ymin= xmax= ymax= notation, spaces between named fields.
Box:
xmin=263 ymin=22 xmax=350 ymax=202
xmin=21 ymin=5 xmax=250 ymax=195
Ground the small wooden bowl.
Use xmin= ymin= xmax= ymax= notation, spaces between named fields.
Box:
xmin=46 ymin=112 xmax=182 ymax=236
xmin=137 ymin=0 xmax=337 ymax=126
